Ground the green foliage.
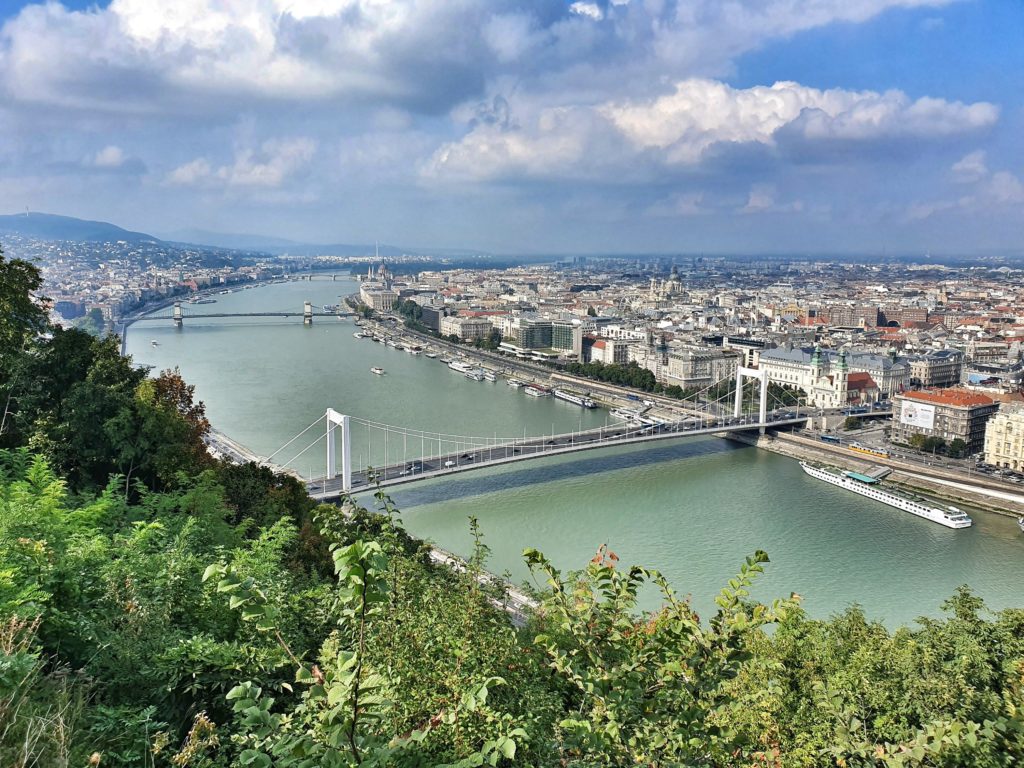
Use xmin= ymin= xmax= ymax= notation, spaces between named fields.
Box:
xmin=473 ymin=328 xmax=502 ymax=351
xmin=844 ymin=416 xmax=864 ymax=430
xmin=524 ymin=545 xmax=798 ymax=765
xmin=564 ymin=360 xmax=658 ymax=392
xmin=948 ymin=437 xmax=969 ymax=458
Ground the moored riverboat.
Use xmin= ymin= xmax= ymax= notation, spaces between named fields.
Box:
xmin=800 ymin=462 xmax=972 ymax=529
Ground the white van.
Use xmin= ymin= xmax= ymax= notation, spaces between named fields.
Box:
xmin=444 ymin=460 xmax=456 ymax=468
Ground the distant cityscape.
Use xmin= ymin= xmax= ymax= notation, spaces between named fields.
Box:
xmin=6 ymin=215 xmax=1022 ymax=479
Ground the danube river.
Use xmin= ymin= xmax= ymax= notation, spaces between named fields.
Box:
xmin=126 ymin=278 xmax=1024 ymax=625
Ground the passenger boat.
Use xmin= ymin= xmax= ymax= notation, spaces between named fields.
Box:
xmin=524 ymin=385 xmax=551 ymax=398
xmin=799 ymin=462 xmax=972 ymax=529
xmin=1018 ymin=516 xmax=1024 ymax=533
xmin=465 ymin=370 xmax=485 ymax=381
xmin=353 ymin=332 xmax=364 ymax=339
xmin=408 ymin=346 xmax=423 ymax=355
xmin=150 ymin=340 xmax=159 ymax=347
xmin=610 ymin=407 xmax=643 ymax=422
xmin=507 ymin=378 xmax=524 ymax=388
xmin=448 ymin=360 xmax=474 ymax=374
xmin=370 ymin=367 xmax=385 ymax=375
xmin=425 ymin=351 xmax=438 ymax=359
xmin=553 ymin=388 xmax=596 ymax=408
xmin=482 ymin=370 xmax=497 ymax=382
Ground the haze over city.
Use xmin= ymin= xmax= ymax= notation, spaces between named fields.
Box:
xmin=1 ymin=0 xmax=1022 ymax=255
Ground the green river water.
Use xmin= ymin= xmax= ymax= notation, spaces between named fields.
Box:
xmin=125 ymin=278 xmax=1024 ymax=625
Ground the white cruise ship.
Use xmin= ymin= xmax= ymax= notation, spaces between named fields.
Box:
xmin=800 ymin=462 xmax=972 ymax=529
xmin=524 ymin=385 xmax=551 ymax=397
xmin=448 ymin=360 xmax=474 ymax=374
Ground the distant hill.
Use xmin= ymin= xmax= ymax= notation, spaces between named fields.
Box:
xmin=0 ymin=212 xmax=160 ymax=243
xmin=159 ymin=228 xmax=304 ymax=251
xmin=160 ymin=227 xmax=419 ymax=257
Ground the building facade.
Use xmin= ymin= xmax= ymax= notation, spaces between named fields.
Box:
xmin=665 ymin=347 xmax=741 ymax=389
xmin=983 ymin=404 xmax=1024 ymax=470
xmin=891 ymin=389 xmax=998 ymax=453
xmin=439 ymin=316 xmax=493 ymax=341
xmin=758 ymin=346 xmax=908 ymax=401
xmin=908 ymin=349 xmax=963 ymax=388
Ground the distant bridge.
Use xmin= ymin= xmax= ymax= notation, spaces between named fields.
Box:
xmin=144 ymin=301 xmax=356 ymax=326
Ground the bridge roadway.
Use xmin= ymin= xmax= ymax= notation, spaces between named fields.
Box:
xmin=144 ymin=311 xmax=357 ymax=320
xmin=307 ymin=413 xmax=808 ymax=500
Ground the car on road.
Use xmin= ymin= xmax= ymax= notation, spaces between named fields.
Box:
xmin=444 ymin=460 xmax=456 ymax=468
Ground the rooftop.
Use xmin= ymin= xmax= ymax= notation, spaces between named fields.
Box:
xmin=899 ymin=389 xmax=995 ymax=408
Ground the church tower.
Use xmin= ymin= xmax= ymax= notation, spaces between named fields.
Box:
xmin=835 ymin=349 xmax=849 ymax=406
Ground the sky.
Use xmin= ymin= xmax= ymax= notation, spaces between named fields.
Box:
xmin=0 ymin=0 xmax=1021 ymax=255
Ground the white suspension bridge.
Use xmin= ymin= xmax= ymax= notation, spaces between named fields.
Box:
xmin=257 ymin=363 xmax=808 ymax=500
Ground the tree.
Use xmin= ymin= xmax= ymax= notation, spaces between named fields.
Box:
xmin=843 ymin=416 xmax=863 ymax=430
xmin=586 ymin=305 xmax=597 ymax=317
xmin=948 ymin=437 xmax=968 ymax=458
xmin=0 ymin=247 xmax=48 ymax=364
xmin=0 ymin=247 xmax=49 ymax=442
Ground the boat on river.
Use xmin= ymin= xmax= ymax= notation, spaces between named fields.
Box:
xmin=507 ymin=378 xmax=524 ymax=388
xmin=524 ymin=385 xmax=551 ymax=398
xmin=799 ymin=462 xmax=972 ymax=529
xmin=370 ymin=367 xmax=385 ymax=375
xmin=553 ymin=388 xmax=596 ymax=408
xmin=1018 ymin=516 xmax=1024 ymax=533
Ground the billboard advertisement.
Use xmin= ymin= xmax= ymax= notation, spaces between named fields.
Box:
xmin=900 ymin=400 xmax=935 ymax=430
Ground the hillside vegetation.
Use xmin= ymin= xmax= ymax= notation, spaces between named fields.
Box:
xmin=2 ymin=248 xmax=1023 ymax=767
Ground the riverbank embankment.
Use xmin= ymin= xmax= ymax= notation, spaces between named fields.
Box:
xmin=725 ymin=430 xmax=1024 ymax=518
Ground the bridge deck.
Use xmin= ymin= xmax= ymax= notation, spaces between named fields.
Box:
xmin=143 ymin=312 xmax=356 ymax=319
xmin=308 ymin=416 xmax=807 ymax=500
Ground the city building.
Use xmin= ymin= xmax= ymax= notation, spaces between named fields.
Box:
xmin=589 ymin=337 xmax=630 ymax=365
xmin=907 ymin=349 xmax=963 ymax=388
xmin=551 ymin=319 xmax=584 ymax=358
xmin=984 ymin=403 xmax=1024 ymax=470
xmin=664 ymin=346 xmax=740 ymax=389
xmin=359 ymin=284 xmax=398 ymax=311
xmin=758 ymin=346 xmax=908 ymax=400
xmin=439 ymin=315 xmax=493 ymax=342
xmin=892 ymin=389 xmax=998 ymax=453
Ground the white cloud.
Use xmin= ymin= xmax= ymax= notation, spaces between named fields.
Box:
xmin=951 ymin=150 xmax=988 ymax=182
xmin=166 ymin=138 xmax=316 ymax=188
xmin=569 ymin=3 xmax=603 ymax=21
xmin=426 ymin=79 xmax=997 ymax=181
xmin=166 ymin=158 xmax=213 ymax=186
xmin=90 ymin=145 xmax=125 ymax=168
xmin=646 ymin=192 xmax=709 ymax=218
xmin=740 ymin=184 xmax=804 ymax=215
xmin=0 ymin=0 xmax=961 ymax=115
xmin=907 ymin=160 xmax=1024 ymax=220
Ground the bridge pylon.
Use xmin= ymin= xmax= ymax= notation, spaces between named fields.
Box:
xmin=325 ymin=409 xmax=352 ymax=492
xmin=734 ymin=363 xmax=768 ymax=430
xmin=303 ymin=301 xmax=314 ymax=325
xmin=173 ymin=303 xmax=183 ymax=327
